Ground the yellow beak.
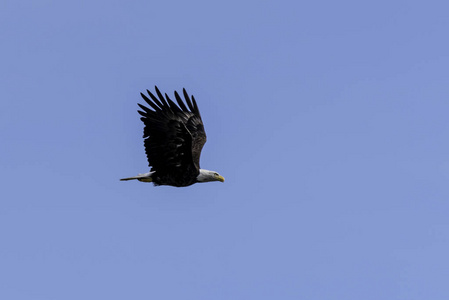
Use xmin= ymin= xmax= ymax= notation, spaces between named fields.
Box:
xmin=217 ymin=175 xmax=225 ymax=182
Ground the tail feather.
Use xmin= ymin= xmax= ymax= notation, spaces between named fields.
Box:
xmin=120 ymin=176 xmax=142 ymax=181
xmin=120 ymin=172 xmax=154 ymax=182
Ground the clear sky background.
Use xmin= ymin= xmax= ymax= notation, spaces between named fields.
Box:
xmin=1 ymin=0 xmax=449 ymax=299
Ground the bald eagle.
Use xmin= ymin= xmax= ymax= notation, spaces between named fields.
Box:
xmin=120 ymin=86 xmax=225 ymax=187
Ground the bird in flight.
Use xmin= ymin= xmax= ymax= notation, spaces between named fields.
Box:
xmin=120 ymin=86 xmax=225 ymax=187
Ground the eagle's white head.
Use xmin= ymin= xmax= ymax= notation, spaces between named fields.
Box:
xmin=197 ymin=169 xmax=225 ymax=183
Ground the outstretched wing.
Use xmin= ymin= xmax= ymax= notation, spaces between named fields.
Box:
xmin=137 ymin=86 xmax=207 ymax=178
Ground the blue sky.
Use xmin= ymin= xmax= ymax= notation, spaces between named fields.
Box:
xmin=1 ymin=0 xmax=449 ymax=299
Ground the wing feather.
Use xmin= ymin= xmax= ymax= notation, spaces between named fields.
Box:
xmin=183 ymin=88 xmax=195 ymax=112
xmin=155 ymin=86 xmax=170 ymax=109
xmin=174 ymin=91 xmax=189 ymax=111
xmin=165 ymin=93 xmax=182 ymax=113
xmin=191 ymin=95 xmax=201 ymax=117
xmin=146 ymin=89 xmax=165 ymax=109
xmin=140 ymin=93 xmax=161 ymax=111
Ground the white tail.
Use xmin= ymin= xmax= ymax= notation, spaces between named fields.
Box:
xmin=120 ymin=172 xmax=154 ymax=182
